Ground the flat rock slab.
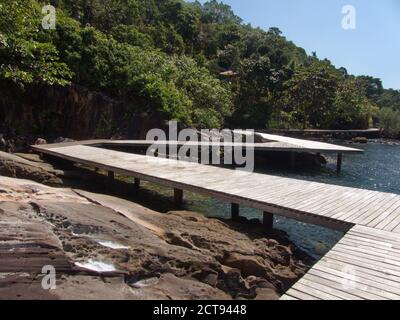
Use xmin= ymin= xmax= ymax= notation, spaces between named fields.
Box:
xmin=0 ymin=176 xmax=307 ymax=300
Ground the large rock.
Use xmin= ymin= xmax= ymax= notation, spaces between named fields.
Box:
xmin=0 ymin=84 xmax=166 ymax=140
xmin=0 ymin=176 xmax=308 ymax=300
xmin=0 ymin=151 xmax=63 ymax=186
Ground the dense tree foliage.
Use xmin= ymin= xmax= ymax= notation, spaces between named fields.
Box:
xmin=1 ymin=0 xmax=399 ymax=132
xmin=379 ymin=107 xmax=400 ymax=136
xmin=0 ymin=1 xmax=72 ymax=86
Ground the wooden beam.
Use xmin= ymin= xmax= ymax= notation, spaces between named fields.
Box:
xmin=263 ymin=211 xmax=274 ymax=229
xmin=134 ymin=177 xmax=140 ymax=188
xmin=290 ymin=152 xmax=296 ymax=169
xmin=107 ymin=171 xmax=114 ymax=180
xmin=337 ymin=153 xmax=343 ymax=175
xmin=174 ymin=188 xmax=183 ymax=207
xmin=231 ymin=203 xmax=239 ymax=220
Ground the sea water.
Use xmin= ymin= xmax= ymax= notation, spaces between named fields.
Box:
xmin=186 ymin=141 xmax=400 ymax=259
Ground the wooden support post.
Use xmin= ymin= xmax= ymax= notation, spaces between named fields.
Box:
xmin=174 ymin=188 xmax=183 ymax=207
xmin=337 ymin=153 xmax=343 ymax=175
xmin=134 ymin=177 xmax=140 ymax=188
xmin=263 ymin=211 xmax=274 ymax=229
xmin=231 ymin=203 xmax=239 ymax=220
xmin=315 ymin=153 xmax=321 ymax=166
xmin=290 ymin=152 xmax=296 ymax=169
xmin=108 ymin=171 xmax=114 ymax=181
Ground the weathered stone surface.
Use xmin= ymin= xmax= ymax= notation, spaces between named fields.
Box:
xmin=0 ymin=176 xmax=308 ymax=300
xmin=0 ymin=84 xmax=166 ymax=141
xmin=0 ymin=151 xmax=64 ymax=186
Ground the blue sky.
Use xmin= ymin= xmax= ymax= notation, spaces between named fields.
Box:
xmin=193 ymin=0 xmax=400 ymax=89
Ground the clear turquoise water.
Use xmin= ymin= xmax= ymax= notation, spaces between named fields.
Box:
xmin=185 ymin=141 xmax=400 ymax=259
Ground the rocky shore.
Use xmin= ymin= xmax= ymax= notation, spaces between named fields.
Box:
xmin=0 ymin=151 xmax=309 ymax=300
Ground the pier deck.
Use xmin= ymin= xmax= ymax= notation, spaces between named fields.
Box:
xmin=281 ymin=225 xmax=400 ymax=300
xmin=31 ymin=142 xmax=400 ymax=300
xmin=34 ymin=137 xmax=362 ymax=174
xmin=34 ymin=138 xmax=363 ymax=154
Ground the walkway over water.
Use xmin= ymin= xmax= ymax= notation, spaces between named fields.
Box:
xmin=253 ymin=132 xmax=362 ymax=153
xmin=35 ymin=137 xmax=362 ymax=174
xmin=36 ymin=137 xmax=363 ymax=154
xmin=32 ymin=142 xmax=400 ymax=300
xmin=281 ymin=225 xmax=400 ymax=300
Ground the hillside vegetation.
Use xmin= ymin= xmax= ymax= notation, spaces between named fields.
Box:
xmin=1 ymin=0 xmax=400 ymax=133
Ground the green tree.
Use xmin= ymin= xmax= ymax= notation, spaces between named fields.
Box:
xmin=283 ymin=60 xmax=340 ymax=128
xmin=2 ymin=0 xmax=395 ymax=132
xmin=379 ymin=107 xmax=400 ymax=136
xmin=333 ymin=78 xmax=378 ymax=129
xmin=0 ymin=0 xmax=72 ymax=86
xmin=376 ymin=89 xmax=400 ymax=111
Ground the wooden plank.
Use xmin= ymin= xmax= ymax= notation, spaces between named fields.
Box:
xmin=290 ymin=186 xmax=348 ymax=212
xmin=339 ymin=237 xmax=400 ymax=256
xmin=351 ymin=225 xmax=400 ymax=242
xmin=300 ymin=188 xmax=360 ymax=217
xmin=279 ymin=295 xmax=298 ymax=300
xmin=335 ymin=242 xmax=400 ymax=262
xmin=313 ymin=189 xmax=369 ymax=217
xmin=330 ymin=192 xmax=383 ymax=221
xmin=313 ymin=264 xmax=400 ymax=298
xmin=352 ymin=194 xmax=400 ymax=225
xmin=296 ymin=276 xmax=362 ymax=300
xmin=307 ymin=269 xmax=390 ymax=300
xmin=325 ymin=250 xmax=400 ymax=277
xmin=331 ymin=242 xmax=400 ymax=268
xmin=318 ymin=258 xmax=400 ymax=291
xmin=283 ymin=288 xmax=321 ymax=300
xmin=341 ymin=193 xmax=391 ymax=223
xmin=289 ymin=282 xmax=342 ymax=300
xmin=298 ymin=272 xmax=383 ymax=300
xmin=377 ymin=203 xmax=400 ymax=231
xmin=254 ymin=133 xmax=363 ymax=153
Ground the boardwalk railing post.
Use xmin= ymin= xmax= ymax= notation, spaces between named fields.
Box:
xmin=231 ymin=203 xmax=239 ymax=220
xmin=337 ymin=153 xmax=343 ymax=175
xmin=174 ymin=188 xmax=183 ymax=208
xmin=134 ymin=177 xmax=140 ymax=189
xmin=263 ymin=211 xmax=274 ymax=229
xmin=290 ymin=152 xmax=296 ymax=169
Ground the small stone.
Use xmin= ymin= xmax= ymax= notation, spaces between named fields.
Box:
xmin=34 ymin=138 xmax=47 ymax=145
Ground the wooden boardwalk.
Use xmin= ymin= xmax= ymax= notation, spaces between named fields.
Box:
xmin=32 ymin=143 xmax=400 ymax=300
xmin=35 ymin=136 xmax=362 ymax=174
xmin=35 ymin=138 xmax=363 ymax=154
xmin=281 ymin=225 xmax=400 ymax=300
xmin=264 ymin=128 xmax=381 ymax=135
xmin=253 ymin=132 xmax=362 ymax=153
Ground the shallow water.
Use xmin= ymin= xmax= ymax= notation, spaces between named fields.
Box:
xmin=75 ymin=259 xmax=116 ymax=272
xmin=184 ymin=141 xmax=400 ymax=259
